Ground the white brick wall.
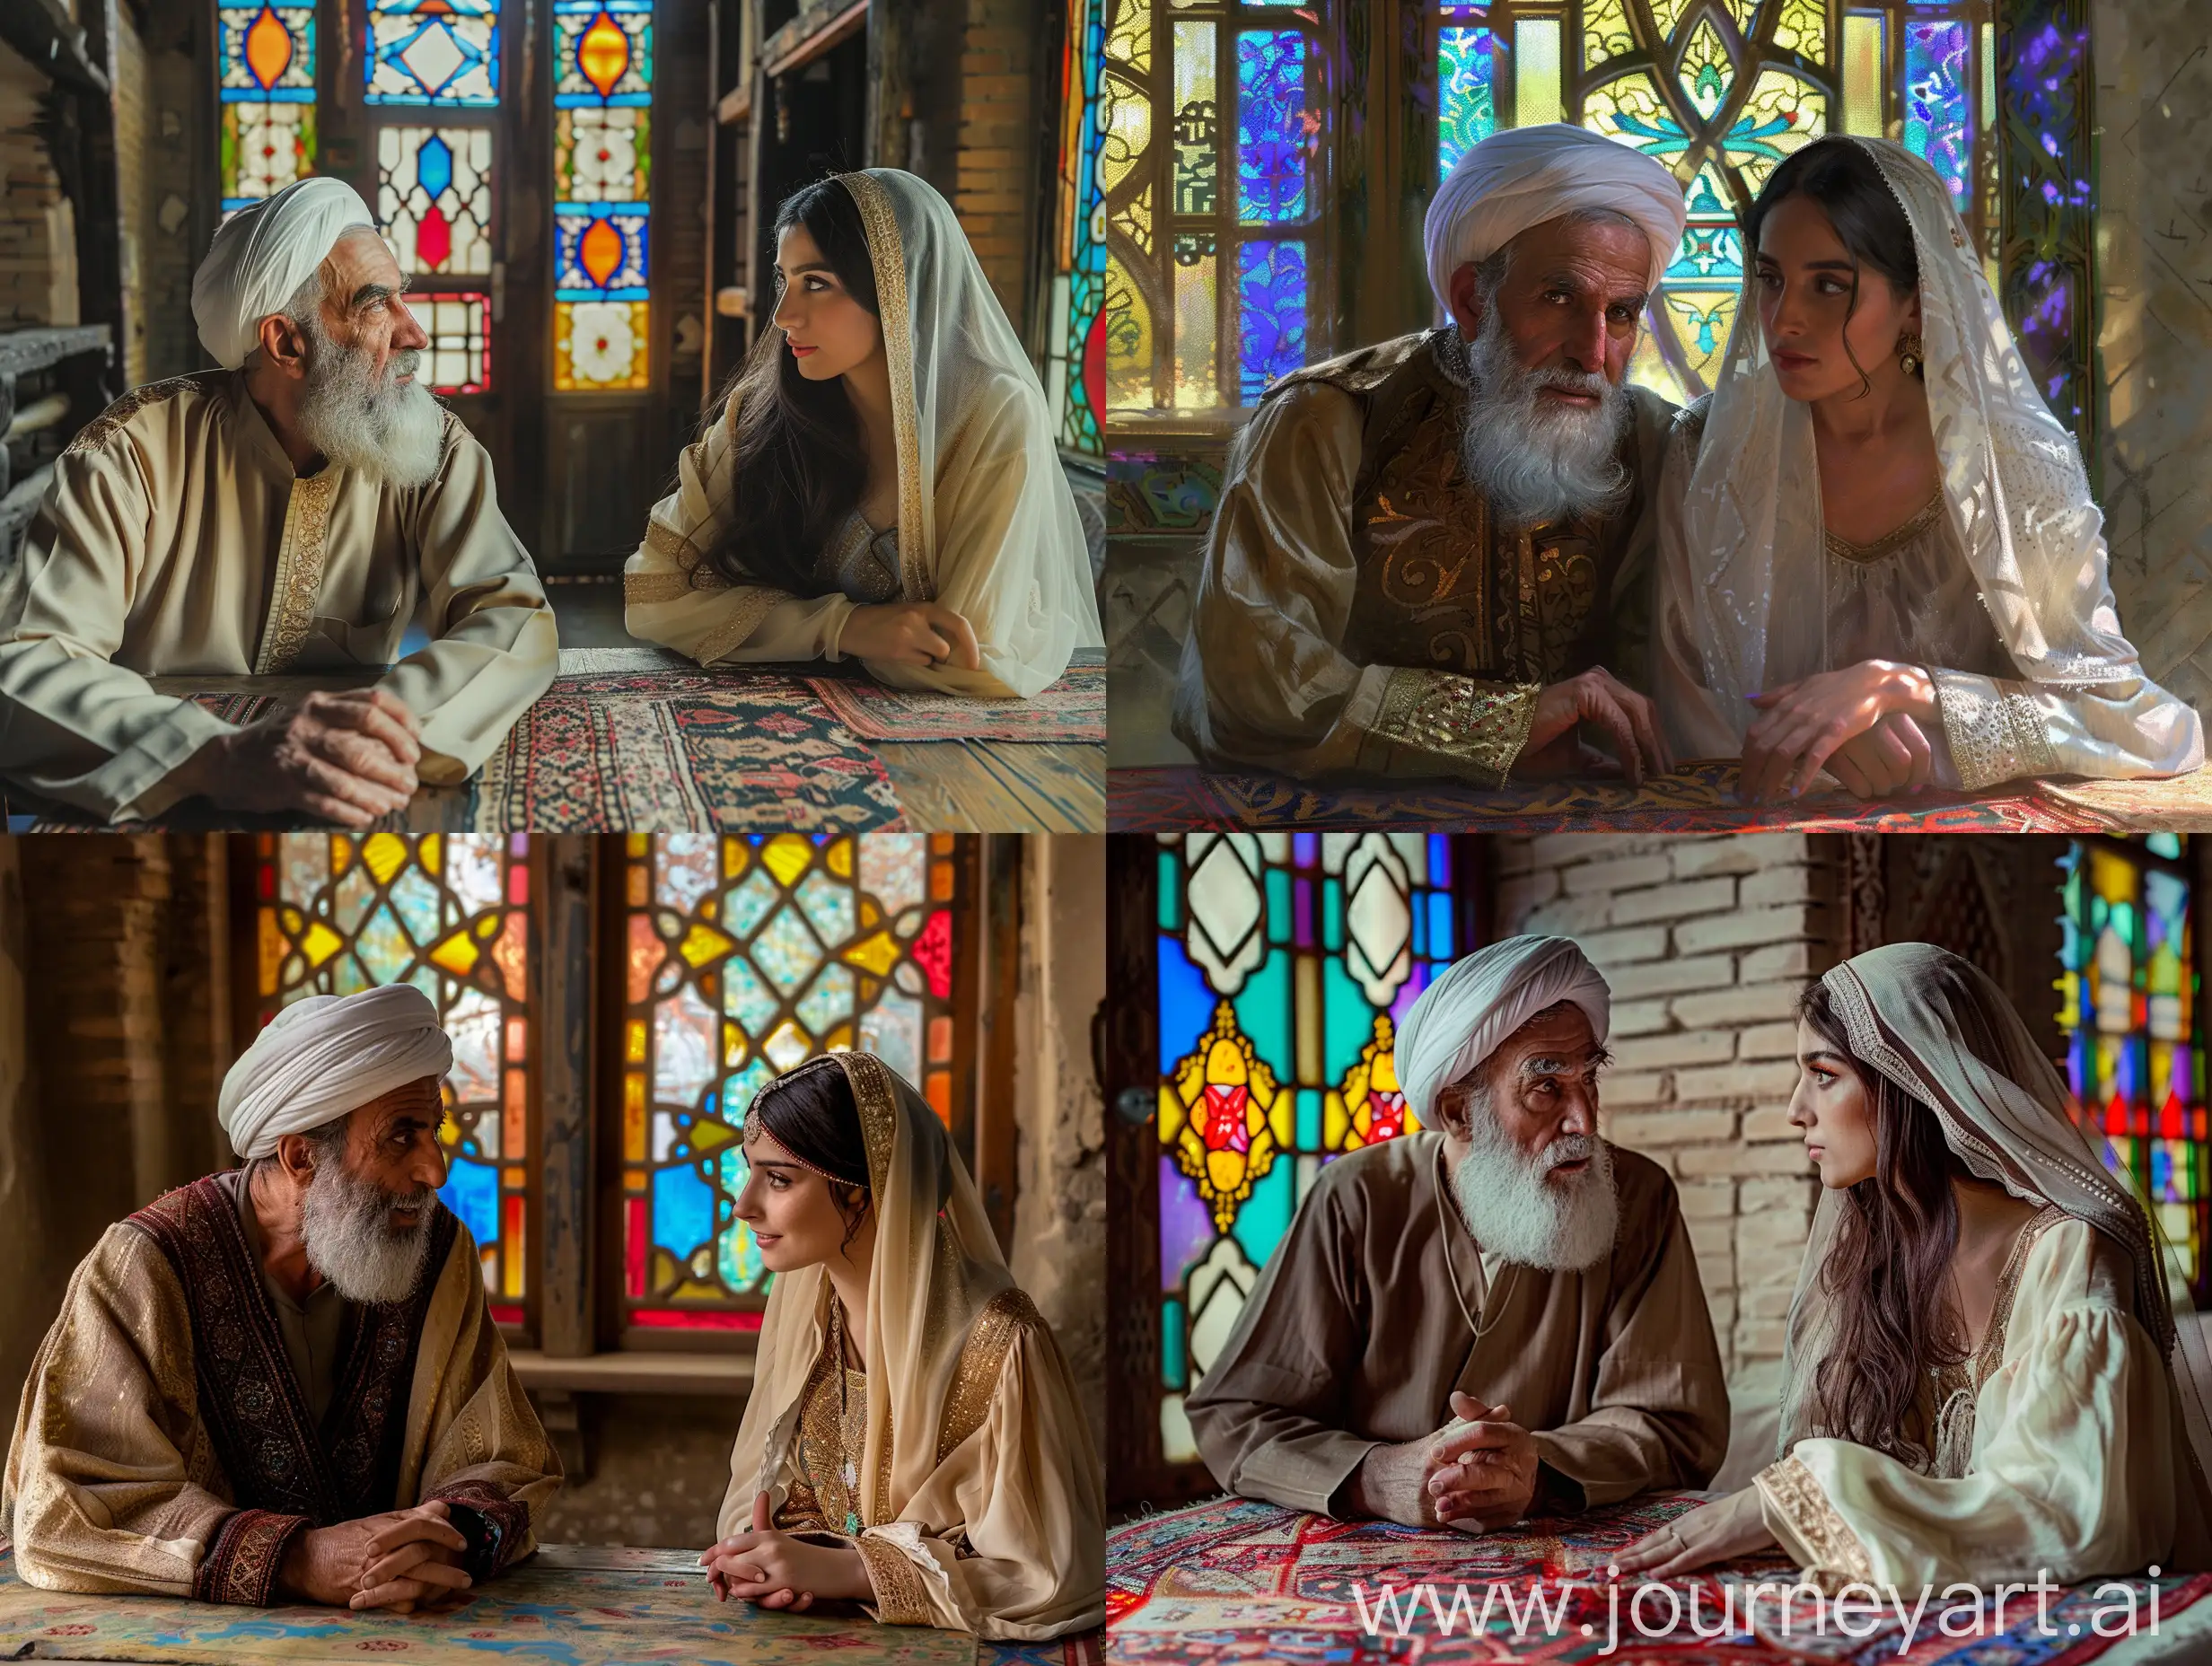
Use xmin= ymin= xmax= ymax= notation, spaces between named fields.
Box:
xmin=1492 ymin=833 xmax=1846 ymax=1402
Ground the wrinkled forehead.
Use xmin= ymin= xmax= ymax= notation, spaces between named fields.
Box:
xmin=1488 ymin=999 xmax=1601 ymax=1067
xmin=320 ymin=225 xmax=403 ymax=300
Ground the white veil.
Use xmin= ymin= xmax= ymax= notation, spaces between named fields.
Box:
xmin=1777 ymin=943 xmax=2212 ymax=1565
xmin=1661 ymin=137 xmax=2144 ymax=753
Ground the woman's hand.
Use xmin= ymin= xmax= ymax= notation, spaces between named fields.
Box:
xmin=700 ymin=1492 xmax=873 ymax=1610
xmin=1612 ymin=1488 xmax=1778 ymax=1579
xmin=1740 ymin=660 xmax=1936 ymax=803
xmin=841 ymin=602 xmax=982 ymax=671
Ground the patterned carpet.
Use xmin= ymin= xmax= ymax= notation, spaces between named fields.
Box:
xmin=805 ymin=657 xmax=1106 ymax=743
xmin=1106 ymin=1494 xmax=2212 ymax=1664
xmin=1108 ymin=760 xmax=2212 ymax=832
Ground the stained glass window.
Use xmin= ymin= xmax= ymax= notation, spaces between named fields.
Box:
xmin=255 ymin=833 xmax=535 ymax=1327
xmin=406 ymin=293 xmax=491 ymax=393
xmin=1103 ymin=0 xmax=1322 ymax=416
xmin=1437 ymin=9 xmax=1495 ymax=180
xmin=553 ymin=0 xmax=654 ymax=392
xmin=2058 ymin=837 xmax=2208 ymax=1298
xmin=1049 ymin=0 xmax=1108 ymax=456
xmin=379 ymin=127 xmax=494 ymax=277
xmin=618 ymin=833 xmax=961 ymax=1332
xmin=1156 ymin=834 xmax=1457 ymax=1460
xmin=367 ymin=0 xmax=502 ymax=107
xmin=219 ymin=3 xmax=316 ymax=212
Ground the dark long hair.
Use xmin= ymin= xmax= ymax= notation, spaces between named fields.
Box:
xmin=751 ymin=1057 xmax=873 ymax=1250
xmin=703 ymin=177 xmax=881 ymax=593
xmin=1743 ymin=136 xmax=1920 ymax=399
xmin=1798 ymin=979 xmax=1971 ymax=1463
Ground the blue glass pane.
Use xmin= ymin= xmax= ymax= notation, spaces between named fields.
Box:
xmin=1438 ymin=25 xmax=1494 ymax=180
xmin=1230 ymin=1160 xmax=1294 ymax=1268
xmin=441 ymin=1156 xmax=498 ymax=1250
xmin=652 ymin=1160 xmax=715 ymax=1258
xmin=417 ymin=132 xmax=453 ymax=198
xmin=1158 ymin=934 xmax=1216 ymax=1073
xmin=1236 ymin=30 xmax=1306 ymax=223
xmin=1158 ymin=1157 xmax=1214 ymax=1293
xmin=1903 ymin=20 xmax=1971 ymax=213
xmin=1236 ymin=239 xmax=1305 ymax=402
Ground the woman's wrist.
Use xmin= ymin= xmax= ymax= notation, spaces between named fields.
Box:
xmin=1874 ymin=661 xmax=1937 ymax=720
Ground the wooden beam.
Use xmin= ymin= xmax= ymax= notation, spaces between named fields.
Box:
xmin=759 ymin=0 xmax=865 ymax=81
xmin=507 ymin=1348 xmax=754 ymax=1397
xmin=715 ymin=83 xmax=750 ymax=126
xmin=538 ymin=837 xmax=597 ymax=1357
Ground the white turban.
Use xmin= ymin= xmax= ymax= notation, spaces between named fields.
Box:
xmin=1395 ymin=935 xmax=1611 ymax=1124
xmin=1423 ymin=123 xmax=1688 ymax=313
xmin=219 ymin=984 xmax=453 ymax=1159
xmin=192 ymin=177 xmax=378 ymax=371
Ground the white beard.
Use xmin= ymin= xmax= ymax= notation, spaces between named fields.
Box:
xmin=294 ymin=334 xmax=445 ymax=489
xmin=1452 ymin=1109 xmax=1620 ymax=1272
xmin=1456 ymin=304 xmax=1633 ymax=530
xmin=299 ymin=1154 xmax=438 ymax=1304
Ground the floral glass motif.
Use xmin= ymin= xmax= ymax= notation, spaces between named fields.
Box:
xmin=219 ymin=3 xmax=316 ymax=211
xmin=619 ymin=833 xmax=961 ymax=1331
xmin=378 ymin=127 xmax=493 ymax=276
xmin=1156 ymin=834 xmax=1454 ymax=1461
xmin=1437 ymin=12 xmax=1495 ymax=180
xmin=407 ymin=293 xmax=491 ymax=393
xmin=366 ymin=0 xmax=501 ymax=107
xmin=553 ymin=0 xmax=653 ymax=392
xmin=256 ymin=833 xmax=534 ymax=1325
xmin=1049 ymin=0 xmax=1108 ymax=456
xmin=2059 ymin=837 xmax=2208 ymax=1298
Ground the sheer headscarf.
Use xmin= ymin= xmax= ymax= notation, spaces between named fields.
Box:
xmin=830 ymin=169 xmax=1101 ymax=697
xmin=1778 ymin=943 xmax=2212 ymax=1556
xmin=1660 ymin=137 xmax=2148 ymax=753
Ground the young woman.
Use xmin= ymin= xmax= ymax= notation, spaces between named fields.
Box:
xmin=1616 ymin=943 xmax=2212 ymax=1588
xmin=1655 ymin=136 xmax=2200 ymax=802
xmin=696 ymin=1051 xmax=1103 ymax=1638
xmin=625 ymin=169 xmax=1102 ymax=697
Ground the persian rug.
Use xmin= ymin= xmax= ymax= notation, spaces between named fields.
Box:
xmin=1106 ymin=1494 xmax=2212 ymax=1664
xmin=475 ymin=668 xmax=908 ymax=833
xmin=1107 ymin=760 xmax=2212 ymax=834
xmin=803 ymin=656 xmax=1106 ymax=744
xmin=0 ymin=1542 xmax=978 ymax=1665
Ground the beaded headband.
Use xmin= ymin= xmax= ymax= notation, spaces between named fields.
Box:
xmin=742 ymin=1057 xmax=870 ymax=1190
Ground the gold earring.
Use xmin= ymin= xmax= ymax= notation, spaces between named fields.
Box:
xmin=1896 ymin=331 xmax=1924 ymax=379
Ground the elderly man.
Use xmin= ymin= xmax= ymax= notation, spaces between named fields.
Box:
xmin=1186 ymin=935 xmax=1727 ymax=1527
xmin=1173 ymin=125 xmax=1687 ymax=785
xmin=0 ymin=177 xmax=557 ymax=825
xmin=4 ymin=985 xmax=558 ymax=1609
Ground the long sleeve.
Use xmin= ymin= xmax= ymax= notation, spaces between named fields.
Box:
xmin=855 ymin=1318 xmax=1104 ymax=1640
xmin=1754 ymin=1219 xmax=2180 ymax=1590
xmin=623 ymin=416 xmax=856 ymax=666
xmin=0 ymin=442 xmax=238 ymax=821
xmin=4 ymin=1226 xmax=288 ymax=1601
xmin=378 ymin=424 xmax=557 ymax=783
xmin=1927 ymin=666 xmax=2203 ymax=790
xmin=1169 ymin=381 xmax=1540 ymax=784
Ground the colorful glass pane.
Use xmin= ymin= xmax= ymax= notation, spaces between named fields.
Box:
xmin=408 ymin=293 xmax=491 ymax=393
xmin=1437 ymin=22 xmax=1494 ymax=180
xmin=1235 ymin=30 xmax=1305 ymax=224
xmin=1050 ymin=0 xmax=1108 ymax=455
xmin=619 ymin=833 xmax=961 ymax=1330
xmin=555 ymin=108 xmax=650 ymax=201
xmin=378 ymin=127 xmax=493 ymax=276
xmin=554 ymin=299 xmax=651 ymax=390
xmin=1235 ymin=239 xmax=1303 ymax=402
xmin=553 ymin=0 xmax=652 ymax=393
xmin=1156 ymin=834 xmax=1455 ymax=1462
xmin=553 ymin=1 xmax=652 ymax=107
xmin=2059 ymin=837 xmax=2208 ymax=1296
xmin=1171 ymin=22 xmax=1217 ymax=218
xmin=366 ymin=0 xmax=501 ymax=107
xmin=554 ymin=206 xmax=650 ymax=298
xmin=1903 ymin=18 xmax=1971 ymax=215
xmin=218 ymin=3 xmax=316 ymax=210
xmin=256 ymin=833 xmax=535 ymax=1323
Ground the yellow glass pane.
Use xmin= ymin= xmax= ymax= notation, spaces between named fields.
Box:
xmin=1649 ymin=0 xmax=1691 ymax=38
xmin=1628 ymin=325 xmax=1690 ymax=407
xmin=553 ymin=301 xmax=652 ymax=392
xmin=362 ymin=831 xmax=410 ymax=887
xmin=1106 ymin=250 xmax=1153 ymax=410
xmin=724 ymin=1026 xmax=750 ymax=1070
xmin=503 ymin=1207 xmax=524 ymax=1297
xmin=1172 ymin=243 xmax=1217 ymax=408
xmin=1171 ymin=22 xmax=1216 ymax=220
xmin=679 ymin=922 xmax=735 ymax=967
xmin=626 ymin=1017 xmax=647 ymax=1062
xmin=1101 ymin=55 xmax=1151 ymax=200
xmin=331 ymin=835 xmax=354 ymax=876
xmin=623 ymin=1070 xmax=645 ymax=1161
xmin=1661 ymin=288 xmax=1738 ymax=389
xmin=826 ymin=837 xmax=853 ymax=879
xmin=301 ymin=920 xmax=346 ymax=969
xmin=1677 ymin=18 xmax=1733 ymax=122
xmin=1517 ymin=20 xmax=1563 ymax=126
xmin=1979 ymin=22 xmax=1995 ymax=125
xmin=1725 ymin=71 xmax=1826 ymax=193
xmin=723 ymin=836 xmax=750 ymax=876
xmin=430 ymin=928 xmax=482 ymax=977
xmin=1582 ymin=71 xmax=1672 ymax=161
xmin=1105 ymin=0 xmax=1147 ymax=72
xmin=1841 ymin=13 xmax=1883 ymax=137
xmin=421 ymin=833 xmax=443 ymax=876
xmin=692 ymin=1118 xmax=739 ymax=1153
xmin=1774 ymin=0 xmax=1829 ymax=68
xmin=844 ymin=929 xmax=902 ymax=977
xmin=258 ymin=906 xmax=283 ymax=997
xmin=761 ymin=832 xmax=813 ymax=888
xmin=1578 ymin=0 xmax=1628 ymax=69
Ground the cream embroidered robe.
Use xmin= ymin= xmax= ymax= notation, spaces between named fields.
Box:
xmin=1755 ymin=1210 xmax=2212 ymax=1588
xmin=1169 ymin=331 xmax=1680 ymax=784
xmin=0 ymin=372 xmax=558 ymax=822
xmin=1184 ymin=1133 xmax=1731 ymax=1517
xmin=4 ymin=1171 xmax=561 ymax=1604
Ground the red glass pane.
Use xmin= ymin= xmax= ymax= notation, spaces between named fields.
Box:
xmin=631 ymin=1308 xmax=764 ymax=1331
xmin=626 ymin=1195 xmax=646 ymax=1297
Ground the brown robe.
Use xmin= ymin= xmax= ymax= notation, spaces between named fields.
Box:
xmin=1185 ymin=1131 xmax=1728 ymax=1518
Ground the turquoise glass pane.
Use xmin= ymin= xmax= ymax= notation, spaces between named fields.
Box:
xmin=1235 ymin=30 xmax=1305 ymax=222
xmin=652 ymin=1158 xmax=715 ymax=1258
xmin=1903 ymin=19 xmax=1971 ymax=213
xmin=1438 ymin=25 xmax=1494 ymax=180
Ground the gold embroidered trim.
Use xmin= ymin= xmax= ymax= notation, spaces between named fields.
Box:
xmin=837 ymin=171 xmax=928 ymax=601
xmin=936 ymin=1286 xmax=1039 ymax=1462
xmin=690 ymin=589 xmax=784 ymax=665
xmin=1931 ymin=670 xmax=2059 ymax=790
xmin=1975 ymin=1204 xmax=2067 ymax=1379
xmin=254 ymin=474 xmax=337 ymax=674
xmin=1370 ymin=671 xmax=1540 ymax=786
xmin=64 ymin=375 xmax=212 ymax=457
xmin=853 ymin=1530 xmax=935 ymax=1627
xmin=623 ymin=569 xmax=697 ymax=604
xmin=1823 ymin=489 xmax=1945 ymax=565
xmin=1755 ymin=1454 xmax=1876 ymax=1585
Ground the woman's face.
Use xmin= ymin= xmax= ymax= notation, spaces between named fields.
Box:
xmin=733 ymin=1123 xmax=870 ymax=1274
xmin=769 ymin=221 xmax=881 ymax=383
xmin=1754 ymin=191 xmax=1920 ymax=404
xmin=1787 ymin=1016 xmax=1881 ymax=1188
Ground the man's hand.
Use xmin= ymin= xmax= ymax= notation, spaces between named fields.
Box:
xmin=276 ymin=1500 xmax=470 ymax=1611
xmin=841 ymin=602 xmax=982 ymax=672
xmin=700 ymin=1491 xmax=873 ymax=1610
xmin=1739 ymin=660 xmax=1936 ymax=803
xmin=1612 ymin=1487 xmax=1777 ymax=1578
xmin=1348 ymin=1394 xmax=1540 ymax=1532
xmin=191 ymin=688 xmax=424 ymax=827
xmin=1516 ymin=669 xmax=1672 ymax=787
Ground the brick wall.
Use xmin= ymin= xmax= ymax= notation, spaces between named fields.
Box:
xmin=954 ymin=0 xmax=1039 ymax=332
xmin=0 ymin=40 xmax=79 ymax=329
xmin=1492 ymin=833 xmax=1846 ymax=1413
